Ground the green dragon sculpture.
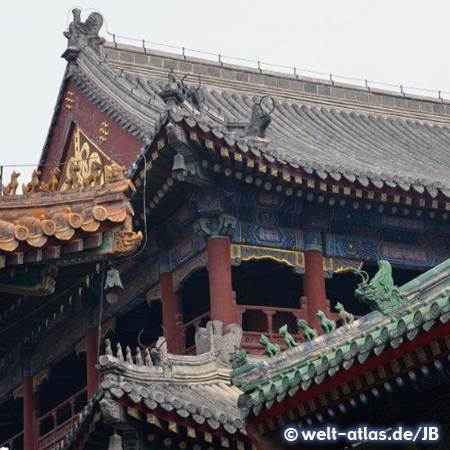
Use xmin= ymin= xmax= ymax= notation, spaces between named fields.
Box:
xmin=353 ymin=260 xmax=407 ymax=314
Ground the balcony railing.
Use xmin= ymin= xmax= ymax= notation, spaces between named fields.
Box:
xmin=0 ymin=430 xmax=23 ymax=450
xmin=0 ymin=387 xmax=88 ymax=450
xmin=237 ymin=304 xmax=307 ymax=353
xmin=181 ymin=311 xmax=211 ymax=354
xmin=36 ymin=387 xmax=88 ymax=450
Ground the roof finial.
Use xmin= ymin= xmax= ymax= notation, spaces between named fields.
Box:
xmin=63 ymin=8 xmax=106 ymax=60
xmin=247 ymin=95 xmax=275 ymax=138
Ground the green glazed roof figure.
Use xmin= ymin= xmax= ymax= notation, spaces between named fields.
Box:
xmin=230 ymin=349 xmax=248 ymax=369
xmin=259 ymin=335 xmax=281 ymax=357
xmin=316 ymin=310 xmax=336 ymax=333
xmin=355 ymin=260 xmax=407 ymax=314
xmin=278 ymin=325 xmax=297 ymax=348
xmin=297 ymin=319 xmax=318 ymax=341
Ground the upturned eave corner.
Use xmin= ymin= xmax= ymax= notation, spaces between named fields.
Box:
xmin=62 ymin=8 xmax=106 ymax=62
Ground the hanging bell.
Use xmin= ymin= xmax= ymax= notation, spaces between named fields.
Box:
xmin=104 ymin=267 xmax=124 ymax=304
xmin=108 ymin=431 xmax=123 ymax=450
xmin=172 ymin=152 xmax=187 ymax=174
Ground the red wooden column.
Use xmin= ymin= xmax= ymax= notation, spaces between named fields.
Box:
xmin=85 ymin=325 xmax=99 ymax=398
xmin=207 ymin=237 xmax=236 ymax=327
xmin=160 ymin=271 xmax=184 ymax=354
xmin=195 ymin=214 xmax=237 ymax=328
xmin=303 ymin=230 xmax=328 ymax=333
xmin=23 ymin=368 xmax=37 ymax=450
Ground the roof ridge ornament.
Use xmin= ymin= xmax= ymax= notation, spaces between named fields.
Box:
xmin=247 ymin=95 xmax=275 ymax=139
xmin=351 ymin=260 xmax=408 ymax=314
xmin=63 ymin=8 xmax=106 ymax=61
xmin=195 ymin=320 xmax=243 ymax=368
xmin=159 ymin=71 xmax=204 ymax=111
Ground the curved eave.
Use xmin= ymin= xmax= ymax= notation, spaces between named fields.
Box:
xmin=233 ymin=259 xmax=450 ymax=421
xmin=170 ymin=116 xmax=450 ymax=208
xmin=0 ymin=180 xmax=141 ymax=264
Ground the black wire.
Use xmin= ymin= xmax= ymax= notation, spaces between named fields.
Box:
xmin=96 ymin=263 xmax=106 ymax=368
xmin=0 ymin=267 xmax=104 ymax=338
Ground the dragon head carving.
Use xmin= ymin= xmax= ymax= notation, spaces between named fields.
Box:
xmin=354 ymin=260 xmax=407 ymax=315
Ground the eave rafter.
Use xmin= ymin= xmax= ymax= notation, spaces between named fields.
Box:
xmin=252 ymin=324 xmax=450 ymax=435
xmin=0 ymin=178 xmax=142 ymax=270
xmin=132 ymin=119 xmax=450 ymax=227
xmin=231 ymin=259 xmax=450 ymax=432
xmin=183 ymin=123 xmax=450 ymax=214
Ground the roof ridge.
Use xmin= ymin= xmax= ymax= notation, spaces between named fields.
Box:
xmin=102 ymin=42 xmax=450 ymax=122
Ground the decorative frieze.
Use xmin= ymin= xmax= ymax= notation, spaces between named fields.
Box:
xmin=194 ymin=214 xmax=237 ymax=240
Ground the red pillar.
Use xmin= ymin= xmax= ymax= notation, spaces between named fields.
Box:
xmin=86 ymin=326 xmax=99 ymax=398
xmin=160 ymin=271 xmax=184 ymax=354
xmin=303 ymin=231 xmax=328 ymax=334
xmin=23 ymin=374 xmax=37 ymax=450
xmin=207 ymin=237 xmax=236 ymax=327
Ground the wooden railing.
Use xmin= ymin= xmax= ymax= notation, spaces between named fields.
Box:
xmin=181 ymin=311 xmax=211 ymax=354
xmin=36 ymin=387 xmax=88 ymax=450
xmin=0 ymin=430 xmax=24 ymax=450
xmin=0 ymin=388 xmax=87 ymax=450
xmin=237 ymin=304 xmax=307 ymax=353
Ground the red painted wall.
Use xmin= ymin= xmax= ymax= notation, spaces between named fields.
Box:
xmin=41 ymin=81 xmax=144 ymax=180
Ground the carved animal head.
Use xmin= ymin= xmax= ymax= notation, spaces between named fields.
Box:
xmin=297 ymin=319 xmax=307 ymax=329
xmin=316 ymin=311 xmax=326 ymax=319
xmin=259 ymin=335 xmax=269 ymax=345
xmin=278 ymin=324 xmax=288 ymax=334
xmin=51 ymin=168 xmax=61 ymax=178
xmin=11 ymin=171 xmax=20 ymax=179
xmin=335 ymin=302 xmax=344 ymax=312
xmin=354 ymin=260 xmax=406 ymax=314
xmin=32 ymin=170 xmax=41 ymax=180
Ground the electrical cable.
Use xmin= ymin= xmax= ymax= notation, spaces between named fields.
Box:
xmin=100 ymin=23 xmax=450 ymax=100
xmin=0 ymin=267 xmax=104 ymax=338
xmin=96 ymin=263 xmax=106 ymax=371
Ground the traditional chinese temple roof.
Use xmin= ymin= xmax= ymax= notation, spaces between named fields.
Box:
xmin=43 ymin=259 xmax=450 ymax=449
xmin=230 ymin=259 xmax=450 ymax=421
xmin=53 ymin=327 xmax=249 ymax=450
xmin=44 ymin=17 xmax=450 ymax=201
xmin=98 ymin=343 xmax=244 ymax=433
xmin=0 ymin=176 xmax=143 ymax=359
xmin=0 ymin=179 xmax=138 ymax=268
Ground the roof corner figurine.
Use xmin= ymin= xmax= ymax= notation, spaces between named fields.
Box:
xmin=22 ymin=170 xmax=41 ymax=194
xmin=230 ymin=349 xmax=248 ymax=370
xmin=352 ymin=260 xmax=408 ymax=314
xmin=335 ymin=302 xmax=355 ymax=325
xmin=64 ymin=8 xmax=106 ymax=57
xmin=297 ymin=319 xmax=318 ymax=341
xmin=316 ymin=310 xmax=336 ymax=334
xmin=247 ymin=96 xmax=275 ymax=139
xmin=259 ymin=334 xmax=281 ymax=357
xmin=279 ymin=324 xmax=297 ymax=348
xmin=2 ymin=171 xmax=20 ymax=196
